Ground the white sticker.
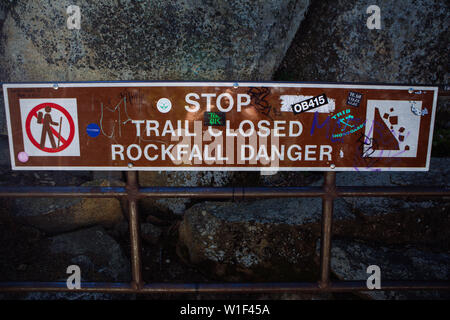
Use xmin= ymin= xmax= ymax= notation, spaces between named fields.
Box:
xmin=157 ymin=98 xmax=172 ymax=113
xmin=280 ymin=95 xmax=335 ymax=113
xmin=363 ymin=100 xmax=421 ymax=158
xmin=19 ymin=98 xmax=80 ymax=157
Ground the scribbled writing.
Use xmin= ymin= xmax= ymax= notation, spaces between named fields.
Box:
xmin=247 ymin=87 xmax=280 ymax=119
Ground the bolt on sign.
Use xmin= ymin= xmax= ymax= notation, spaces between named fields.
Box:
xmin=2 ymin=82 xmax=438 ymax=171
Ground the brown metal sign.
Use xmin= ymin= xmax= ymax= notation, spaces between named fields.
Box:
xmin=2 ymin=82 xmax=438 ymax=171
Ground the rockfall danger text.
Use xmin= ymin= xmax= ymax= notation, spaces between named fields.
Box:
xmin=110 ymin=119 xmax=334 ymax=165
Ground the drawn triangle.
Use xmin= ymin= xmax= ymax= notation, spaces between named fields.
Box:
xmin=374 ymin=107 xmax=399 ymax=150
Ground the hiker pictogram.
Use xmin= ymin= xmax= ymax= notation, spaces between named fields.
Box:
xmin=37 ymin=106 xmax=62 ymax=149
xmin=24 ymin=102 xmax=76 ymax=153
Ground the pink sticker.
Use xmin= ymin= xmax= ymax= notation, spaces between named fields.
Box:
xmin=18 ymin=151 xmax=29 ymax=163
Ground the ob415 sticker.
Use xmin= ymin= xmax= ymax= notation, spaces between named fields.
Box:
xmin=292 ymin=94 xmax=328 ymax=115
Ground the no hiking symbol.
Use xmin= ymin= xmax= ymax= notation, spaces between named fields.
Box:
xmin=20 ymin=99 xmax=80 ymax=157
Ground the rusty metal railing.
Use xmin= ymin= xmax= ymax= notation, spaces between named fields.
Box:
xmin=0 ymin=171 xmax=449 ymax=295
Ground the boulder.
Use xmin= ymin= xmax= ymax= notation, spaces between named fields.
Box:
xmin=0 ymin=0 xmax=311 ymax=134
xmin=0 ymin=226 xmax=131 ymax=300
xmin=177 ymin=198 xmax=353 ymax=281
xmin=324 ymin=239 xmax=450 ymax=300
xmin=141 ymin=222 xmax=162 ymax=245
xmin=11 ymin=179 xmax=125 ymax=234
xmin=306 ymin=158 xmax=449 ymax=217
xmin=258 ymin=171 xmax=323 ymax=187
xmin=49 ymin=226 xmax=130 ymax=282
xmin=330 ymin=158 xmax=450 ymax=217
xmin=0 ymin=167 xmax=92 ymax=187
xmin=139 ymin=171 xmax=233 ymax=215
xmin=138 ymin=170 xmax=323 ymax=215
xmin=304 ymin=158 xmax=450 ymax=247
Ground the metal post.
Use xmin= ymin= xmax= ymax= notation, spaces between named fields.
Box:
xmin=126 ymin=171 xmax=143 ymax=290
xmin=319 ymin=171 xmax=336 ymax=288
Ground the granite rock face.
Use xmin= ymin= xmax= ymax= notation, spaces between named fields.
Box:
xmin=138 ymin=170 xmax=323 ymax=215
xmin=306 ymin=158 xmax=450 ymax=217
xmin=277 ymin=0 xmax=449 ymax=84
xmin=139 ymin=170 xmax=234 ymax=214
xmin=177 ymin=158 xmax=450 ymax=283
xmin=325 ymin=239 xmax=450 ymax=300
xmin=177 ymin=198 xmax=353 ymax=281
xmin=0 ymin=0 xmax=310 ymax=134
xmin=140 ymin=222 xmax=162 ymax=245
xmin=49 ymin=226 xmax=130 ymax=282
xmin=11 ymin=180 xmax=125 ymax=233
xmin=0 ymin=226 xmax=131 ymax=299
xmin=0 ymin=134 xmax=10 ymax=166
xmin=330 ymin=158 xmax=449 ymax=216
xmin=0 ymin=224 xmax=130 ymax=283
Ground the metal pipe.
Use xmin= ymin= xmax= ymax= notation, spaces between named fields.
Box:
xmin=0 ymin=186 xmax=448 ymax=198
xmin=319 ymin=172 xmax=336 ymax=289
xmin=138 ymin=186 xmax=326 ymax=199
xmin=337 ymin=186 xmax=450 ymax=197
xmin=0 ymin=281 xmax=448 ymax=293
xmin=126 ymin=171 xmax=143 ymax=290
xmin=0 ymin=186 xmax=127 ymax=197
xmin=0 ymin=282 xmax=132 ymax=293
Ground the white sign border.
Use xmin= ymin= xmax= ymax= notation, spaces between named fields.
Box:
xmin=3 ymin=82 xmax=438 ymax=172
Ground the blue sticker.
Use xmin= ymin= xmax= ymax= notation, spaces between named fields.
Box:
xmin=86 ymin=123 xmax=100 ymax=137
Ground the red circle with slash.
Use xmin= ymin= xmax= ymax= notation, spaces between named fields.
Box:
xmin=25 ymin=102 xmax=75 ymax=153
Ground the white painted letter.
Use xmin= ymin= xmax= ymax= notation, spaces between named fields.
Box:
xmin=241 ymin=145 xmax=255 ymax=161
xmin=67 ymin=5 xmax=81 ymax=30
xmin=305 ymin=145 xmax=317 ymax=161
xmin=132 ymin=120 xmax=144 ymax=137
xmin=111 ymin=144 xmax=124 ymax=161
xmin=146 ymin=120 xmax=159 ymax=136
xmin=127 ymin=144 xmax=142 ymax=161
xmin=185 ymin=93 xmax=200 ymax=112
xmin=289 ymin=121 xmax=303 ymax=137
xmin=320 ymin=145 xmax=332 ymax=161
xmin=201 ymin=93 xmax=216 ymax=112
xmin=66 ymin=265 xmax=81 ymax=289
xmin=237 ymin=94 xmax=251 ymax=112
xmin=144 ymin=144 xmax=158 ymax=161
xmin=366 ymin=265 xmax=381 ymax=289
xmin=216 ymin=93 xmax=234 ymax=112
xmin=366 ymin=5 xmax=381 ymax=30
